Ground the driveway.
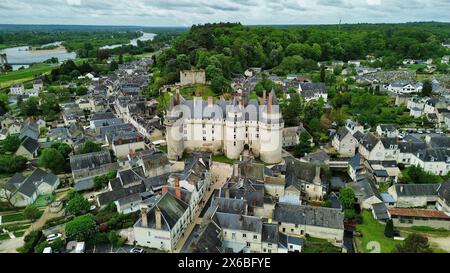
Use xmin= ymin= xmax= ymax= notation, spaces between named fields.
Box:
xmin=428 ymin=236 xmax=450 ymax=252
xmin=0 ymin=237 xmax=24 ymax=253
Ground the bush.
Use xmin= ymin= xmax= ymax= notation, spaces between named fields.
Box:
xmin=18 ymin=230 xmax=42 ymax=253
xmin=410 ymin=226 xmax=449 ymax=233
xmin=384 ymin=219 xmax=394 ymax=238
xmin=355 ymin=214 xmax=363 ymax=225
xmin=66 ymin=194 xmax=90 ymax=216
xmin=24 ymin=205 xmax=42 ymax=222
xmin=65 ymin=214 xmax=97 ymax=241
xmin=43 ymin=215 xmax=74 ymax=229
xmin=34 ymin=241 xmax=50 ymax=253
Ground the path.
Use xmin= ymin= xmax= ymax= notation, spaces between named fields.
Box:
xmin=0 ymin=237 xmax=23 ymax=253
xmin=428 ymin=236 xmax=450 ymax=252
xmin=172 ymin=162 xmax=232 ymax=253
xmin=26 ymin=206 xmax=64 ymax=234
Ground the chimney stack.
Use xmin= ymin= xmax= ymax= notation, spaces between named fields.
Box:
xmin=313 ymin=166 xmax=321 ymax=186
xmin=140 ymin=205 xmax=148 ymax=228
xmin=175 ymin=187 xmax=181 ymax=200
xmin=162 ymin=185 xmax=168 ymax=194
xmin=263 ymin=90 xmax=267 ymax=104
xmin=169 ymin=95 xmax=174 ymax=111
xmin=155 ymin=207 xmax=162 ymax=229
xmin=225 ymin=187 xmax=230 ymax=199
xmin=175 ymin=176 xmax=180 ymax=188
xmin=208 ymin=96 xmax=213 ymax=107
xmin=267 ymin=92 xmax=273 ymax=113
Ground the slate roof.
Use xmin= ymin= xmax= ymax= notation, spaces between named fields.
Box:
xmin=415 ymin=148 xmax=450 ymax=162
xmin=70 ymin=150 xmax=112 ymax=171
xmin=191 ymin=220 xmax=223 ymax=253
xmin=6 ymin=168 xmax=58 ymax=198
xmin=273 ymin=203 xmax=344 ymax=230
xmin=429 ymin=136 xmax=450 ymax=149
xmin=360 ymin=133 xmax=379 ymax=151
xmin=143 ymin=173 xmax=170 ymax=192
xmin=261 ymin=223 xmax=279 ymax=244
xmin=20 ymin=137 xmax=40 ymax=154
xmin=149 ymin=192 xmax=189 ymax=230
xmin=372 ymin=202 xmax=390 ymax=220
xmin=335 ymin=127 xmax=351 ymax=141
xmin=394 ymin=184 xmax=440 ymax=197
xmin=438 ymin=181 xmax=450 ymax=205
xmin=213 ymin=197 xmax=247 ymax=215
xmin=118 ymin=166 xmax=145 ymax=187
xmin=222 ymin=177 xmax=265 ymax=208
xmin=215 ymin=212 xmax=262 ymax=233
xmin=348 ymin=176 xmax=381 ymax=202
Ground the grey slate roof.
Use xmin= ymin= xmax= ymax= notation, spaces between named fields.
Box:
xmin=261 ymin=223 xmax=279 ymax=244
xmin=415 ymin=148 xmax=450 ymax=162
xmin=273 ymin=203 xmax=344 ymax=230
xmin=20 ymin=137 xmax=40 ymax=154
xmin=70 ymin=150 xmax=112 ymax=171
xmin=372 ymin=202 xmax=390 ymax=220
xmin=215 ymin=212 xmax=262 ymax=233
xmin=360 ymin=133 xmax=379 ymax=151
xmin=6 ymin=168 xmax=58 ymax=198
xmin=213 ymin=197 xmax=247 ymax=215
xmin=394 ymin=184 xmax=440 ymax=197
xmin=438 ymin=181 xmax=450 ymax=205
xmin=336 ymin=127 xmax=350 ymax=141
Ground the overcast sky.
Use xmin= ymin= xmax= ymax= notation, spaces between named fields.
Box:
xmin=0 ymin=0 xmax=449 ymax=27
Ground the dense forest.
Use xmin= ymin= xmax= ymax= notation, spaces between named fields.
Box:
xmin=153 ymin=22 xmax=450 ymax=88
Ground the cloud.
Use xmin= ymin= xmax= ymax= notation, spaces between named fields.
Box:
xmin=0 ymin=0 xmax=448 ymax=26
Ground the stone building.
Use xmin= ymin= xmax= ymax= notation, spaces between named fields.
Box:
xmin=165 ymin=90 xmax=284 ymax=164
xmin=180 ymin=70 xmax=206 ymax=86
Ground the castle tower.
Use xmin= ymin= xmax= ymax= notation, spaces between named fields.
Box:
xmin=224 ymin=97 xmax=245 ymax=160
xmin=165 ymin=94 xmax=184 ymax=161
xmin=259 ymin=88 xmax=283 ymax=164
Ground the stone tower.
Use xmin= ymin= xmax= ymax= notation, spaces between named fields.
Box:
xmin=224 ymin=97 xmax=245 ymax=160
xmin=0 ymin=53 xmax=7 ymax=71
xmin=259 ymin=88 xmax=283 ymax=164
xmin=165 ymin=93 xmax=184 ymax=161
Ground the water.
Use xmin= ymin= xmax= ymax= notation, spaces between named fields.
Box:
xmin=0 ymin=41 xmax=76 ymax=70
xmin=100 ymin=32 xmax=156 ymax=50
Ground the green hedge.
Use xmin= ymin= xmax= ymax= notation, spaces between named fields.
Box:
xmin=0 ymin=233 xmax=11 ymax=241
xmin=17 ymin=230 xmax=42 ymax=253
xmin=43 ymin=215 xmax=74 ymax=229
xmin=2 ymin=212 xmax=26 ymax=223
xmin=0 ymin=223 xmax=31 ymax=232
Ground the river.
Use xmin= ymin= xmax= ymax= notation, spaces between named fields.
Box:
xmin=100 ymin=32 xmax=156 ymax=50
xmin=0 ymin=32 xmax=156 ymax=71
xmin=0 ymin=41 xmax=76 ymax=70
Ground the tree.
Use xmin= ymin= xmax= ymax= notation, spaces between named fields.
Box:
xmin=283 ymin=93 xmax=303 ymax=127
xmin=38 ymin=148 xmax=65 ymax=174
xmin=66 ymin=194 xmax=90 ymax=216
xmin=1 ymin=135 xmax=21 ymax=153
xmin=384 ymin=219 xmax=395 ymax=238
xmin=0 ymin=155 xmax=27 ymax=174
xmin=24 ymin=205 xmax=41 ymax=222
xmin=19 ymin=97 xmax=39 ymax=117
xmin=80 ymin=141 xmax=101 ymax=154
xmin=393 ymin=233 xmax=432 ymax=253
xmin=339 ymin=188 xmax=356 ymax=209
xmin=65 ymin=214 xmax=97 ymax=241
xmin=421 ymin=80 xmax=432 ymax=97
xmin=320 ymin=66 xmax=326 ymax=82
xmin=293 ymin=132 xmax=312 ymax=157
xmin=51 ymin=142 xmax=72 ymax=159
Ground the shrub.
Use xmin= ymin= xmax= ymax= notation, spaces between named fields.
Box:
xmin=384 ymin=219 xmax=394 ymax=238
xmin=355 ymin=214 xmax=363 ymax=225
xmin=18 ymin=230 xmax=42 ymax=253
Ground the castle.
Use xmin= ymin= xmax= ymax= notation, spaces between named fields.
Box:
xmin=165 ymin=89 xmax=284 ymax=164
xmin=180 ymin=70 xmax=206 ymax=86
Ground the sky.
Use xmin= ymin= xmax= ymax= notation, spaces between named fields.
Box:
xmin=0 ymin=0 xmax=449 ymax=27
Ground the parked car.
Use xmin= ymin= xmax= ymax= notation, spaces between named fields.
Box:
xmin=130 ymin=247 xmax=145 ymax=253
xmin=46 ymin=233 xmax=62 ymax=242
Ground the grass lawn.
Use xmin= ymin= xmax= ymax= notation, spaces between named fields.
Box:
xmin=303 ymin=236 xmax=341 ymax=253
xmin=0 ymin=63 xmax=54 ymax=88
xmin=0 ymin=233 xmax=11 ymax=241
xmin=180 ymin=84 xmax=216 ymax=100
xmin=33 ymin=194 xmax=55 ymax=207
xmin=13 ymin=231 xmax=25 ymax=237
xmin=212 ymin=154 xmax=235 ymax=165
xmin=157 ymin=145 xmax=168 ymax=154
xmin=355 ymin=210 xmax=398 ymax=253
xmin=1 ymin=212 xmax=26 ymax=223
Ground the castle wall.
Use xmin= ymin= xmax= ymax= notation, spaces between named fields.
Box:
xmin=180 ymin=70 xmax=206 ymax=86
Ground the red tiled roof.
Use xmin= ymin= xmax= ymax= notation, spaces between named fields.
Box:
xmin=389 ymin=208 xmax=450 ymax=219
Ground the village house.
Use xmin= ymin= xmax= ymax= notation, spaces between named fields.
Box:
xmin=437 ymin=181 xmax=450 ymax=213
xmin=15 ymin=136 xmax=40 ymax=160
xmin=0 ymin=168 xmax=60 ymax=207
xmin=298 ymin=83 xmax=328 ymax=102
xmin=332 ymin=127 xmax=358 ymax=157
xmin=107 ymin=131 xmax=146 ymax=158
xmin=388 ymin=184 xmax=440 ymax=208
xmin=385 ymin=81 xmax=423 ymax=94
xmin=389 ymin=208 xmax=450 ymax=229
xmin=376 ymin=124 xmax=399 ymax=138
xmin=273 ymin=203 xmax=344 ymax=247
xmin=134 ymin=192 xmax=191 ymax=252
xmin=410 ymin=148 xmax=450 ymax=176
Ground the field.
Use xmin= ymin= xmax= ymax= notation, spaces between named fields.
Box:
xmin=0 ymin=63 xmax=54 ymax=88
xmin=355 ymin=210 xmax=398 ymax=253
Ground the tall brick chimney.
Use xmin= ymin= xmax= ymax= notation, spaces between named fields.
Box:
xmin=174 ymin=176 xmax=180 ymax=188
xmin=155 ymin=207 xmax=162 ymax=230
xmin=140 ymin=205 xmax=148 ymax=228
xmin=169 ymin=95 xmax=174 ymax=111
xmin=162 ymin=185 xmax=168 ymax=194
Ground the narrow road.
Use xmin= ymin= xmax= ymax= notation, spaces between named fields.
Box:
xmin=172 ymin=162 xmax=232 ymax=253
